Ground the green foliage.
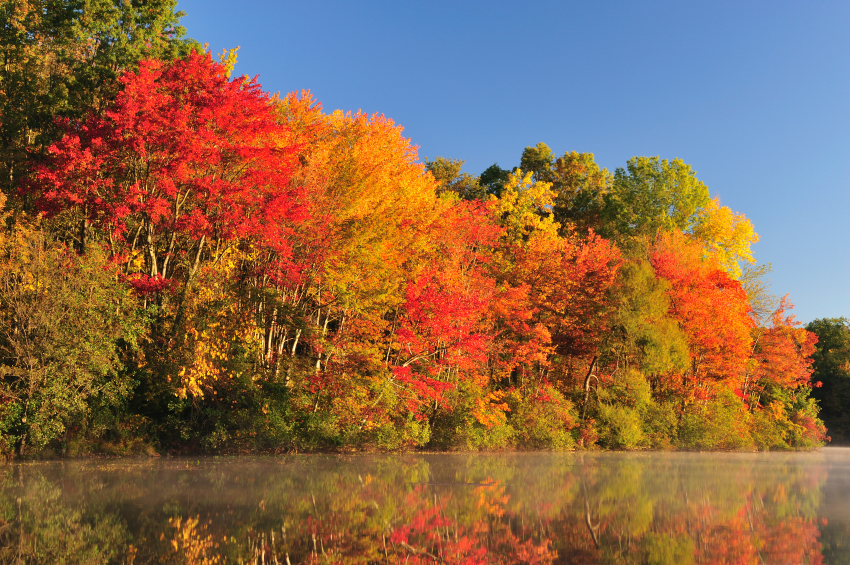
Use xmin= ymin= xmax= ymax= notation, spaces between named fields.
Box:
xmin=766 ymin=383 xmax=826 ymax=450
xmin=519 ymin=142 xmax=555 ymax=183
xmin=678 ymin=389 xmax=755 ymax=450
xmin=0 ymin=470 xmax=128 ymax=563
xmin=425 ymin=156 xmax=486 ymax=200
xmin=374 ymin=415 xmax=431 ymax=450
xmin=643 ymin=533 xmax=695 ymax=565
xmin=749 ymin=408 xmax=789 ymax=451
xmin=597 ymin=404 xmax=645 ymax=449
xmin=507 ymin=385 xmax=577 ymax=450
xmin=427 ymin=383 xmax=578 ymax=451
xmin=601 ymin=368 xmax=652 ymax=408
xmin=595 ymin=369 xmax=677 ymax=449
xmin=478 ymin=163 xmax=512 ymax=198
xmin=518 ymin=144 xmax=615 ymax=234
xmin=640 ymin=400 xmax=679 ymax=449
xmin=0 ymin=221 xmax=144 ymax=456
xmin=603 ymin=156 xmax=711 ymax=241
xmin=746 ymin=382 xmax=824 ymax=451
xmin=551 ymin=150 xmax=612 ymax=234
xmin=429 ymin=381 xmax=516 ymax=451
xmin=806 ymin=318 xmax=850 ymax=443
xmin=610 ymin=260 xmax=690 ymax=379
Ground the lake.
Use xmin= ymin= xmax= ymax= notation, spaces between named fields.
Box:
xmin=1 ymin=449 xmax=849 ymax=564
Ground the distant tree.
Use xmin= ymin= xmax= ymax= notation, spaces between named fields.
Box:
xmin=0 ymin=0 xmax=192 ymax=199
xmin=479 ymin=164 xmax=512 ymax=198
xmin=806 ymin=318 xmax=850 ymax=443
xmin=603 ymin=157 xmax=711 ymax=241
xmin=425 ymin=157 xmax=485 ymax=200
xmin=550 ymin=151 xmax=611 ymax=235
xmin=519 ymin=142 xmax=555 ymax=184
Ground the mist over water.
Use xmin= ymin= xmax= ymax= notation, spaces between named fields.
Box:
xmin=1 ymin=449 xmax=849 ymax=563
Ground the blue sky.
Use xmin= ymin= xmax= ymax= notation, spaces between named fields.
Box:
xmin=176 ymin=0 xmax=849 ymax=323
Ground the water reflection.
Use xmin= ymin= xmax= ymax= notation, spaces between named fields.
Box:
xmin=0 ymin=450 xmax=848 ymax=564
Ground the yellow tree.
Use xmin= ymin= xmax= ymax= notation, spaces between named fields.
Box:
xmin=692 ymin=197 xmax=759 ymax=279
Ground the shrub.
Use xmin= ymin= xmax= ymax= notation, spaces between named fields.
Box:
xmin=507 ymin=384 xmax=577 ymax=450
xmin=678 ymin=388 xmax=754 ymax=450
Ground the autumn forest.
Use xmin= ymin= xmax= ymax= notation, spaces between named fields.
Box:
xmin=1 ymin=0 xmax=848 ymax=459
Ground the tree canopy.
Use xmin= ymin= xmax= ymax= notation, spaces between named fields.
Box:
xmin=0 ymin=5 xmax=828 ymax=456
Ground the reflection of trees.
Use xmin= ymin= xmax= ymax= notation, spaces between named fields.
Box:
xmin=0 ymin=454 xmax=832 ymax=563
xmin=0 ymin=466 xmax=127 ymax=564
xmin=559 ymin=454 xmax=827 ymax=564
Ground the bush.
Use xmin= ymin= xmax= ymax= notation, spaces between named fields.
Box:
xmin=594 ymin=369 xmax=678 ymax=449
xmin=597 ymin=404 xmax=644 ymax=449
xmin=0 ymin=221 xmax=144 ymax=456
xmin=507 ymin=384 xmax=577 ymax=450
xmin=429 ymin=380 xmax=515 ymax=450
xmin=677 ymin=388 xmax=754 ymax=450
xmin=640 ymin=400 xmax=679 ymax=449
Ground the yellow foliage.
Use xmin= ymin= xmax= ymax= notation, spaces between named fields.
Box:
xmin=692 ymin=197 xmax=759 ymax=279
xmin=764 ymin=400 xmax=807 ymax=442
xmin=473 ymin=479 xmax=509 ymax=519
xmin=491 ymin=170 xmax=560 ymax=243
xmin=767 ymin=400 xmax=785 ymax=421
xmin=168 ymin=516 xmax=222 ymax=565
xmin=175 ymin=251 xmax=261 ymax=399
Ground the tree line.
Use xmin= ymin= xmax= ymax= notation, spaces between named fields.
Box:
xmin=0 ymin=0 xmax=845 ymax=457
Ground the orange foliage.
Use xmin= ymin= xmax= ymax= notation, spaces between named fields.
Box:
xmin=748 ymin=296 xmax=818 ymax=394
xmin=652 ymin=232 xmax=753 ymax=399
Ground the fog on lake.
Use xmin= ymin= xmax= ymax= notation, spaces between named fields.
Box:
xmin=1 ymin=449 xmax=850 ymax=564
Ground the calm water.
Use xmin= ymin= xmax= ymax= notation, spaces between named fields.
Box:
xmin=1 ymin=449 xmax=850 ymax=564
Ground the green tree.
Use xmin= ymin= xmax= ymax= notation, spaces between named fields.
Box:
xmin=0 ymin=0 xmax=191 ymax=199
xmin=519 ymin=141 xmax=555 ymax=183
xmin=550 ymin=151 xmax=612 ymax=235
xmin=479 ymin=163 xmax=512 ymax=198
xmin=424 ymin=156 xmax=485 ymax=200
xmin=0 ymin=210 xmax=144 ymax=455
xmin=806 ymin=318 xmax=850 ymax=443
xmin=602 ymin=156 xmax=711 ymax=241
xmin=516 ymin=144 xmax=613 ymax=235
xmin=608 ymin=259 xmax=690 ymax=382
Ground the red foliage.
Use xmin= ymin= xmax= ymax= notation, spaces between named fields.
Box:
xmin=494 ymin=227 xmax=621 ymax=387
xmin=652 ymin=232 xmax=753 ymax=398
xmin=29 ymin=51 xmax=303 ymax=280
xmin=749 ymin=295 xmax=818 ymax=394
xmin=123 ymin=273 xmax=177 ymax=296
xmin=392 ymin=202 xmax=501 ymax=411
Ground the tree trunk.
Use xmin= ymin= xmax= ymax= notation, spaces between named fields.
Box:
xmin=581 ymin=356 xmax=598 ymax=420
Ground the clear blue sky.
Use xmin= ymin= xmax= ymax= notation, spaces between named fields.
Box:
xmin=176 ymin=0 xmax=849 ymax=323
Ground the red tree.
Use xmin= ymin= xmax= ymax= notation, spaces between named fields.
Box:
xmin=747 ymin=296 xmax=818 ymax=397
xmin=651 ymin=232 xmax=753 ymax=400
xmin=29 ymin=51 xmax=303 ymax=289
xmin=392 ymin=200 xmax=502 ymax=412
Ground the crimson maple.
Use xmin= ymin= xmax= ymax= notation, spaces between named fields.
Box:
xmin=30 ymin=51 xmax=302 ymax=286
